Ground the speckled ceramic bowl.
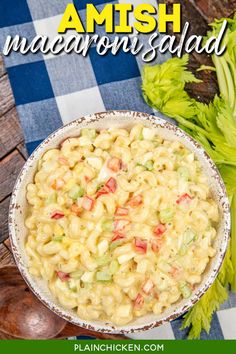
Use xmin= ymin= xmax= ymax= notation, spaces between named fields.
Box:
xmin=9 ymin=111 xmax=230 ymax=334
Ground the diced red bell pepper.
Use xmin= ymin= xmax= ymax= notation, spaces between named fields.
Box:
xmin=176 ymin=193 xmax=192 ymax=205
xmin=134 ymin=238 xmax=147 ymax=254
xmin=154 ymin=292 xmax=159 ymax=300
xmin=134 ymin=293 xmax=144 ymax=308
xmin=114 ymin=219 xmax=130 ymax=231
xmin=153 ymin=223 xmax=166 ymax=237
xmin=142 ymin=279 xmax=154 ymax=295
xmin=107 ymin=157 xmax=122 ymax=172
xmin=84 ymin=176 xmax=90 ymax=183
xmin=82 ymin=196 xmax=94 ymax=211
xmin=111 ymin=232 xmax=125 ymax=242
xmin=58 ymin=156 xmax=69 ymax=166
xmin=96 ymin=178 xmax=117 ymax=198
xmin=96 ymin=185 xmax=110 ymax=198
xmin=56 ymin=271 xmax=70 ymax=282
xmin=115 ymin=207 xmax=129 ymax=216
xmin=151 ymin=240 xmax=162 ymax=253
xmin=169 ymin=266 xmax=180 ymax=278
xmin=51 ymin=211 xmax=65 ymax=219
xmin=70 ymin=203 xmax=82 ymax=216
xmin=127 ymin=195 xmax=142 ymax=208
xmin=105 ymin=177 xmax=117 ymax=193
xmin=51 ymin=178 xmax=65 ymax=190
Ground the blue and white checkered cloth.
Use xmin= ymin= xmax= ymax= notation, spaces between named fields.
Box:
xmin=1 ymin=0 xmax=236 ymax=340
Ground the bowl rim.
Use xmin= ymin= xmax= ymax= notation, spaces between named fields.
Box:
xmin=8 ymin=110 xmax=231 ymax=333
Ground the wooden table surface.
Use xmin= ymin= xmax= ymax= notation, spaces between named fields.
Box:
xmin=0 ymin=0 xmax=235 ymax=340
xmin=0 ymin=55 xmax=27 ymax=266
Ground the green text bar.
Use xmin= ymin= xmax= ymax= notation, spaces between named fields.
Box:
xmin=0 ymin=339 xmax=236 ymax=354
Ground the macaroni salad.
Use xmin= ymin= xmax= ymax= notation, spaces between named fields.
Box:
xmin=25 ymin=124 xmax=219 ymax=325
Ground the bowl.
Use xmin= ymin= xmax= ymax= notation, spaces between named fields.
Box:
xmin=9 ymin=110 xmax=230 ymax=333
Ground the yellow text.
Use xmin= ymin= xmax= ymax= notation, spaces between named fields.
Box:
xmin=58 ymin=3 xmax=181 ymax=34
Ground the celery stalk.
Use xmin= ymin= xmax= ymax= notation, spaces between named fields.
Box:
xmin=221 ymin=57 xmax=235 ymax=108
xmin=212 ymin=55 xmax=229 ymax=101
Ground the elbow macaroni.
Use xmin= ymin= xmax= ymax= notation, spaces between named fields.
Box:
xmin=25 ymin=125 xmax=219 ymax=326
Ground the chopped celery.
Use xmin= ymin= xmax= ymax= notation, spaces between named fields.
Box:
xmin=96 ymin=183 xmax=104 ymax=192
xmin=159 ymin=208 xmax=173 ymax=223
xmin=68 ymin=279 xmax=77 ymax=292
xmin=179 ymin=244 xmax=187 ymax=256
xmin=70 ymin=286 xmax=77 ymax=293
xmin=177 ymin=166 xmax=189 ymax=180
xmin=109 ymin=260 xmax=119 ymax=275
xmin=183 ymin=229 xmax=197 ymax=245
xmin=96 ymin=254 xmax=111 ymax=266
xmin=109 ymin=239 xmax=124 ymax=251
xmin=45 ymin=192 xmax=57 ymax=205
xmin=136 ymin=162 xmax=145 ymax=168
xmin=68 ymin=185 xmax=84 ymax=200
xmin=145 ymin=160 xmax=154 ymax=171
xmin=70 ymin=270 xmax=83 ymax=279
xmin=96 ymin=271 xmax=112 ymax=282
xmin=52 ymin=235 xmax=64 ymax=242
xmin=138 ymin=130 xmax=144 ymax=140
xmin=178 ymin=229 xmax=196 ymax=255
xmin=101 ymin=219 xmax=113 ymax=232
xmin=179 ymin=282 xmax=192 ymax=298
xmin=136 ymin=160 xmax=154 ymax=171
xmin=81 ymin=128 xmax=97 ymax=140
